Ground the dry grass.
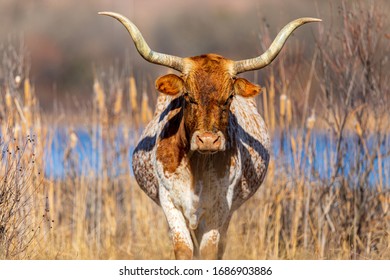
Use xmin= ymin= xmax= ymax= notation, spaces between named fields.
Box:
xmin=0 ymin=1 xmax=389 ymax=260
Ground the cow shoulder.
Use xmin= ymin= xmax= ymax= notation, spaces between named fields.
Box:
xmin=132 ymin=94 xmax=174 ymax=205
xmin=229 ymin=96 xmax=271 ymax=209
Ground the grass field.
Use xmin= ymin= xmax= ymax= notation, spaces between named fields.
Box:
xmin=0 ymin=1 xmax=389 ymax=260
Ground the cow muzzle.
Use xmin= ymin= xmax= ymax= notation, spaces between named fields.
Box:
xmin=190 ymin=131 xmax=226 ymax=154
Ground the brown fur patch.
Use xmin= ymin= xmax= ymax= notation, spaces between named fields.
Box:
xmin=182 ymin=54 xmax=234 ymax=136
xmin=156 ymin=55 xmax=236 ymax=174
xmin=155 ymin=55 xmax=261 ymax=175
xmin=173 ymin=232 xmax=193 ymax=260
xmin=156 ymin=103 xmax=189 ymax=174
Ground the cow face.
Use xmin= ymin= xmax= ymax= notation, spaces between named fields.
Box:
xmin=156 ymin=54 xmax=261 ymax=154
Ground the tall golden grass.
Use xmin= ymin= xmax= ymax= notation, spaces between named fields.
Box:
xmin=0 ymin=1 xmax=389 ymax=260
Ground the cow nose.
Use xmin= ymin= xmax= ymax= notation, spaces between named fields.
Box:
xmin=191 ymin=131 xmax=225 ymax=153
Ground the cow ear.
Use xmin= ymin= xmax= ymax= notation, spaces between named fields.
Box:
xmin=233 ymin=78 xmax=262 ymax=98
xmin=155 ymin=74 xmax=185 ymax=95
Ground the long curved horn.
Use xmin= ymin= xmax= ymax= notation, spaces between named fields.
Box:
xmin=234 ymin=17 xmax=321 ymax=74
xmin=99 ymin=12 xmax=184 ymax=72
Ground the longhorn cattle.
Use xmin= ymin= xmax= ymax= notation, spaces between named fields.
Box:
xmin=99 ymin=12 xmax=320 ymax=260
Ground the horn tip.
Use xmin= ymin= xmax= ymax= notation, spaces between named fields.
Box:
xmin=295 ymin=17 xmax=322 ymax=25
xmin=98 ymin=11 xmax=117 ymax=17
xmin=305 ymin=17 xmax=322 ymax=22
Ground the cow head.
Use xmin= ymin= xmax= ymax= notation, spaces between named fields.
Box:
xmin=156 ymin=55 xmax=261 ymax=153
xmin=99 ymin=12 xmax=321 ymax=154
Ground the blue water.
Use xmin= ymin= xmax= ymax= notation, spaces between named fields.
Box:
xmin=45 ymin=127 xmax=390 ymax=186
xmin=44 ymin=126 xmax=136 ymax=178
xmin=272 ymin=129 xmax=390 ymax=186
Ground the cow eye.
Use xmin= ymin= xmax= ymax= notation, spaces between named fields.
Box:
xmin=189 ymin=98 xmax=198 ymax=105
xmin=184 ymin=92 xmax=198 ymax=105
xmin=223 ymin=94 xmax=234 ymax=106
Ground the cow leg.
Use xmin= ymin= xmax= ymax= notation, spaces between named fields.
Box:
xmin=171 ymin=217 xmax=193 ymax=260
xmin=217 ymin=221 xmax=230 ymax=259
xmin=165 ymin=207 xmax=194 ymax=260
xmin=198 ymin=216 xmax=231 ymax=260
xmin=199 ymin=229 xmax=220 ymax=259
xmin=160 ymin=187 xmax=193 ymax=260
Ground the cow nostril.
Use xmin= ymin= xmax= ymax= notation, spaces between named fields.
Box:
xmin=197 ymin=135 xmax=204 ymax=144
xmin=213 ymin=136 xmax=220 ymax=144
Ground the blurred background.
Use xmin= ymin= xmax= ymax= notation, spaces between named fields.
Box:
xmin=0 ymin=0 xmax=340 ymax=111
